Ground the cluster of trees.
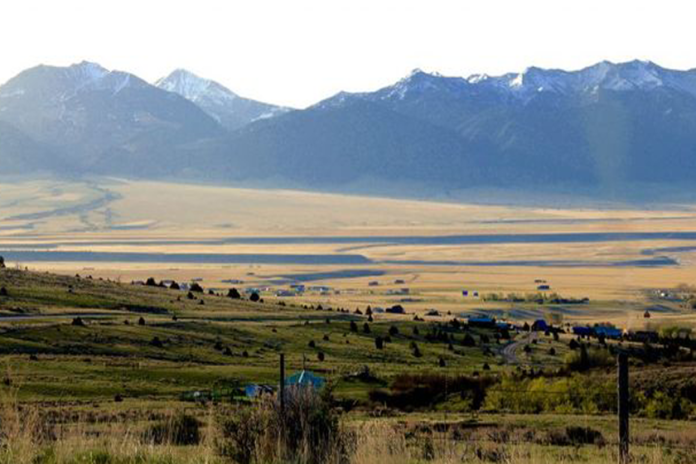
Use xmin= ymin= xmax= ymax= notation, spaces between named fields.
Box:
xmin=484 ymin=373 xmax=694 ymax=419
xmin=370 ymin=370 xmax=694 ymax=420
xmin=482 ymin=292 xmax=589 ymax=305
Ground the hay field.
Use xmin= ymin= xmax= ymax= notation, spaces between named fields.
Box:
xmin=1 ymin=178 xmax=696 ymax=328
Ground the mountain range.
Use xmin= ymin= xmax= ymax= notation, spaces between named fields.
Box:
xmin=1 ymin=60 xmax=696 ymax=199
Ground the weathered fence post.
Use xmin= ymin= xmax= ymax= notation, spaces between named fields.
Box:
xmin=280 ymin=353 xmax=286 ymax=416
xmin=618 ymin=352 xmax=629 ymax=464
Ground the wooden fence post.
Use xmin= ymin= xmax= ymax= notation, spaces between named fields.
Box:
xmin=618 ymin=352 xmax=629 ymax=464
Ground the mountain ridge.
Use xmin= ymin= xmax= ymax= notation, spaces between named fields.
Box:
xmin=2 ymin=59 xmax=696 ymax=200
xmin=155 ymin=69 xmax=292 ymax=130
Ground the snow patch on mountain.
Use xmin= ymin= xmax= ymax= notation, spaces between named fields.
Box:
xmin=156 ymin=69 xmax=239 ymax=106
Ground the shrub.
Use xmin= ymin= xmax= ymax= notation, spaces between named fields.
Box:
xmin=250 ymin=292 xmax=261 ymax=302
xmin=370 ymin=373 xmax=493 ymax=410
xmin=71 ymin=317 xmax=85 ymax=327
xmin=350 ymin=321 xmax=358 ymax=332
xmin=363 ymin=323 xmax=371 ymax=334
xmin=412 ymin=344 xmax=422 ymax=358
xmin=375 ymin=336 xmax=384 ymax=350
xmin=142 ymin=413 xmax=201 ymax=445
xmin=190 ymin=283 xmax=204 ymax=293
xmin=548 ymin=426 xmax=605 ymax=446
xmin=228 ymin=288 xmax=241 ymax=299
xmin=389 ymin=326 xmax=399 ymax=336
xmin=564 ymin=345 xmax=613 ymax=372
xmin=565 ymin=426 xmax=605 ymax=445
xmin=0 ymin=256 xmax=5 ymax=268
xmin=217 ymin=389 xmax=342 ymax=464
xmin=217 ymin=407 xmax=264 ymax=464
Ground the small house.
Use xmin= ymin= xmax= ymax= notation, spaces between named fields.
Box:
xmin=245 ymin=384 xmax=274 ymax=398
xmin=531 ymin=319 xmax=548 ymax=332
xmin=285 ymin=370 xmax=326 ymax=390
xmin=594 ymin=326 xmax=622 ymax=339
xmin=572 ymin=326 xmax=593 ymax=337
xmin=276 ymin=290 xmax=297 ymax=297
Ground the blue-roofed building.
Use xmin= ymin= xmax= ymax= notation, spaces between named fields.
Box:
xmin=594 ymin=326 xmax=623 ymax=339
xmin=572 ymin=326 xmax=593 ymax=337
xmin=531 ymin=319 xmax=548 ymax=332
xmin=285 ymin=370 xmax=326 ymax=389
xmin=245 ymin=384 xmax=274 ymax=398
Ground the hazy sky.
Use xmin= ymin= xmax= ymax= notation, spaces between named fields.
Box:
xmin=1 ymin=0 xmax=695 ymax=108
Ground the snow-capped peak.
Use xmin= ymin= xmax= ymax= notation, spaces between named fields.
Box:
xmin=156 ymin=69 xmax=239 ymax=104
xmin=67 ymin=61 xmax=110 ymax=82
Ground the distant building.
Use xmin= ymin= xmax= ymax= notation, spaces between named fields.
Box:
xmin=276 ymin=290 xmax=297 ymax=297
xmin=532 ymin=319 xmax=548 ymax=332
xmin=285 ymin=370 xmax=326 ymax=389
xmin=496 ymin=321 xmax=513 ymax=330
xmin=594 ymin=326 xmax=622 ymax=339
xmin=572 ymin=326 xmax=593 ymax=337
xmin=309 ymin=286 xmax=331 ymax=292
xmin=245 ymin=384 xmax=274 ymax=398
xmin=537 ymin=285 xmax=551 ymax=291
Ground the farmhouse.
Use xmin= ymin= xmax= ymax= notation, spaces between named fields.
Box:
xmin=468 ymin=316 xmax=496 ymax=328
xmin=594 ymin=326 xmax=623 ymax=339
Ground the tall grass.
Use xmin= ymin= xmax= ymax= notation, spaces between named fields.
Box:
xmin=0 ymin=383 xmax=691 ymax=464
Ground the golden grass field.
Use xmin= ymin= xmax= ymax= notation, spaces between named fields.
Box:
xmin=1 ymin=178 xmax=696 ymax=329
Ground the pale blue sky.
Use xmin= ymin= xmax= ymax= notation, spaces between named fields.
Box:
xmin=1 ymin=0 xmax=694 ymax=108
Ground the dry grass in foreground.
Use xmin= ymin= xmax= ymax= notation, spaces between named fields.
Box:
xmin=0 ymin=387 xmax=694 ymax=464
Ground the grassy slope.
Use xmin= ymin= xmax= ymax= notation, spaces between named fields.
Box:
xmin=0 ymin=268 xmax=530 ymax=402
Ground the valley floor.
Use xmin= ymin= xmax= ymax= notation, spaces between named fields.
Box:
xmin=0 ymin=178 xmax=695 ymax=462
